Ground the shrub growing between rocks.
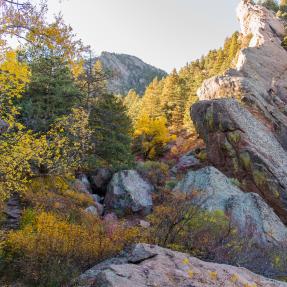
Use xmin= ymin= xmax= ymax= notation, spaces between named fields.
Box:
xmin=142 ymin=193 xmax=239 ymax=262
xmin=1 ymin=212 xmax=139 ymax=286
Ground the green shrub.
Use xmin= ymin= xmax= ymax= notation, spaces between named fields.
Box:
xmin=142 ymin=193 xmax=238 ymax=262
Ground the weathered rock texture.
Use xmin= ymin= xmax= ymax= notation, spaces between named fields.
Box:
xmin=3 ymin=193 xmax=21 ymax=230
xmin=105 ymin=170 xmax=154 ymax=216
xmin=192 ymin=99 xmax=287 ymax=223
xmin=174 ymin=166 xmax=287 ymax=246
xmin=192 ymin=1 xmax=287 ymax=223
xmin=77 ymin=243 xmax=287 ymax=287
xmin=197 ymin=0 xmax=287 ymax=149
xmin=170 ymin=152 xmax=201 ymax=175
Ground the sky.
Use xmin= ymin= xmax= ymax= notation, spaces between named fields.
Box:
xmin=44 ymin=0 xmax=240 ymax=72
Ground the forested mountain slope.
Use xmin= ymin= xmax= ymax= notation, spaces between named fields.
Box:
xmin=96 ymin=51 xmax=167 ymax=95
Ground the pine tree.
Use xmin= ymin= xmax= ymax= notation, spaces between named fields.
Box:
xmin=76 ymin=50 xmax=108 ymax=113
xmin=19 ymin=54 xmax=80 ymax=132
xmin=123 ymin=89 xmax=142 ymax=124
xmin=140 ymin=78 xmax=163 ymax=119
xmin=89 ymin=93 xmax=134 ymax=169
xmin=227 ymin=32 xmax=240 ymax=66
xmin=258 ymin=0 xmax=279 ymax=12
xmin=159 ymin=70 xmax=186 ymax=131
xmin=213 ymin=48 xmax=225 ymax=74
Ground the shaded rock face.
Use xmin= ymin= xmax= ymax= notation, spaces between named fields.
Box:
xmin=174 ymin=166 xmax=287 ymax=246
xmin=170 ymin=152 xmax=201 ymax=175
xmin=96 ymin=52 xmax=167 ymax=95
xmin=191 ymin=99 xmax=287 ymax=223
xmin=77 ymin=243 xmax=287 ymax=287
xmin=105 ymin=170 xmax=154 ymax=216
xmin=88 ymin=168 xmax=113 ymax=196
xmin=197 ymin=0 xmax=287 ymax=149
xmin=4 ymin=194 xmax=21 ymax=230
xmin=73 ymin=174 xmax=92 ymax=194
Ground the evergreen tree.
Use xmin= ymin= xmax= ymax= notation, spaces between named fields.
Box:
xmin=123 ymin=89 xmax=142 ymax=124
xmin=160 ymin=70 xmax=185 ymax=131
xmin=226 ymin=32 xmax=240 ymax=68
xmin=258 ymin=0 xmax=279 ymax=12
xmin=124 ymin=32 xmax=241 ymax=136
xmin=76 ymin=50 xmax=108 ymax=112
xmin=19 ymin=54 xmax=80 ymax=132
xmin=140 ymin=78 xmax=163 ymax=119
xmin=89 ymin=93 xmax=134 ymax=169
xmin=213 ymin=48 xmax=225 ymax=74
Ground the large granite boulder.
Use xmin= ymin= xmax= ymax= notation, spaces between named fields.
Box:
xmin=197 ymin=0 xmax=287 ymax=149
xmin=104 ymin=170 xmax=154 ymax=216
xmin=77 ymin=243 xmax=287 ymax=287
xmin=191 ymin=98 xmax=287 ymax=223
xmin=174 ymin=166 xmax=287 ymax=246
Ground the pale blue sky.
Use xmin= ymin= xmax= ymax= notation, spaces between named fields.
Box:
xmin=46 ymin=0 xmax=240 ymax=72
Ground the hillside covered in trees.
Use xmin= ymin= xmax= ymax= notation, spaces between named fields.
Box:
xmin=96 ymin=51 xmax=167 ymax=95
xmin=1 ymin=0 xmax=287 ymax=286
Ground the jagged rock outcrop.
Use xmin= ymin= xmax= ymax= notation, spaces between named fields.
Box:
xmin=191 ymin=1 xmax=287 ymax=223
xmin=197 ymin=0 xmax=287 ymax=149
xmin=174 ymin=166 xmax=287 ymax=246
xmin=96 ymin=52 xmax=167 ymax=95
xmin=104 ymin=170 xmax=154 ymax=216
xmin=77 ymin=243 xmax=287 ymax=287
xmin=192 ymin=99 xmax=287 ymax=223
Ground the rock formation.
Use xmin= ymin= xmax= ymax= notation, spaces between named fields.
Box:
xmin=77 ymin=243 xmax=287 ymax=287
xmin=174 ymin=166 xmax=287 ymax=247
xmin=192 ymin=0 xmax=287 ymax=224
xmin=197 ymin=0 xmax=287 ymax=150
xmin=104 ymin=170 xmax=154 ymax=216
xmin=3 ymin=193 xmax=21 ymax=230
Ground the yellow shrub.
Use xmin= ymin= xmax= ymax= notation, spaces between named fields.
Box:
xmin=4 ymin=212 xmax=139 ymax=286
xmin=23 ymin=176 xmax=94 ymax=215
xmin=133 ymin=114 xmax=176 ymax=159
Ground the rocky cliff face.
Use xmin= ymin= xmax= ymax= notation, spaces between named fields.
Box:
xmin=96 ymin=52 xmax=167 ymax=95
xmin=192 ymin=0 xmax=287 ymax=225
xmin=197 ymin=0 xmax=287 ymax=149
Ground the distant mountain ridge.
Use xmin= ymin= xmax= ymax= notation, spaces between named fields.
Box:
xmin=96 ymin=52 xmax=167 ymax=95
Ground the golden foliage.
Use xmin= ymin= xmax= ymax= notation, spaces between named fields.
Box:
xmin=133 ymin=114 xmax=176 ymax=159
xmin=22 ymin=176 xmax=94 ymax=217
xmin=0 ymin=50 xmax=30 ymax=126
xmin=4 ymin=211 xmax=139 ymax=286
